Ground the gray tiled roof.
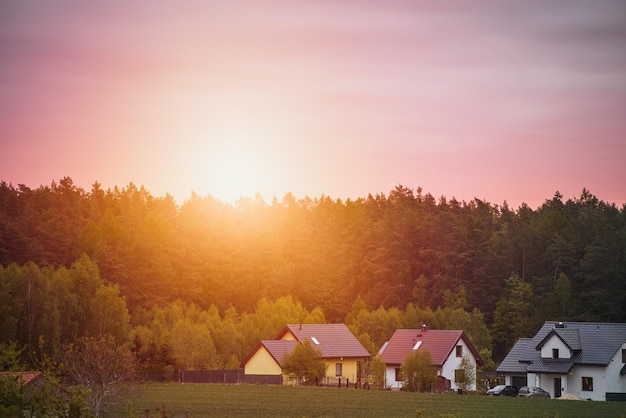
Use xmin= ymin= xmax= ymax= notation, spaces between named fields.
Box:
xmin=531 ymin=322 xmax=626 ymax=366
xmin=498 ymin=322 xmax=626 ymax=375
xmin=552 ymin=328 xmax=582 ymax=351
xmin=527 ymin=358 xmax=575 ymax=374
xmin=497 ymin=338 xmax=532 ymax=374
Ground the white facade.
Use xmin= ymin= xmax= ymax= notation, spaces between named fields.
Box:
xmin=533 ymin=335 xmax=626 ymax=400
xmin=503 ymin=336 xmax=626 ymax=401
xmin=384 ymin=365 xmax=401 ymax=390
xmin=441 ymin=339 xmax=479 ymax=391
xmin=539 ymin=334 xmax=572 ymax=359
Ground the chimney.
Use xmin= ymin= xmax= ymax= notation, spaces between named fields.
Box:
xmin=421 ymin=323 xmax=428 ymax=332
xmin=299 ymin=324 xmax=302 ymax=330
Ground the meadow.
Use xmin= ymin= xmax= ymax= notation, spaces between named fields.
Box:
xmin=110 ymin=384 xmax=626 ymax=418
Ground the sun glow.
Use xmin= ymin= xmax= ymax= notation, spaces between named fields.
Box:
xmin=208 ymin=144 xmax=269 ymax=203
xmin=166 ymin=89 xmax=293 ymax=204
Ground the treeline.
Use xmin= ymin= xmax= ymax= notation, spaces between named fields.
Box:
xmin=0 ymin=256 xmax=492 ymax=374
xmin=0 ymin=178 xmax=625 ymax=361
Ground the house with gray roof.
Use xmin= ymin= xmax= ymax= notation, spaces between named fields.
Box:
xmin=497 ymin=321 xmax=626 ymax=401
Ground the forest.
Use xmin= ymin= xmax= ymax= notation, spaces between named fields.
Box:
xmin=0 ymin=177 xmax=624 ymax=374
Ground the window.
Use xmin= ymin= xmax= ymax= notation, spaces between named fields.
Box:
xmin=622 ymin=349 xmax=626 ymax=363
xmin=395 ymin=368 xmax=401 ymax=382
xmin=454 ymin=369 xmax=465 ymax=384
xmin=413 ymin=341 xmax=422 ymax=350
xmin=335 ymin=363 xmax=342 ymax=377
xmin=582 ymin=377 xmax=593 ymax=391
xmin=552 ymin=348 xmax=559 ymax=359
xmin=310 ymin=337 xmax=320 ymax=345
xmin=456 ymin=345 xmax=463 ymax=357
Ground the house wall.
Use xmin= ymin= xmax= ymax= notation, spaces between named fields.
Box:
xmin=385 ymin=365 xmax=402 ymax=390
xmin=606 ymin=342 xmax=626 ymax=394
xmin=569 ymin=365 xmax=606 ymax=400
xmin=323 ymin=357 xmax=361 ymax=384
xmin=530 ymin=366 xmax=606 ymax=400
xmin=440 ymin=339 xmax=478 ymax=391
xmin=243 ymin=346 xmax=282 ymax=376
xmin=530 ymin=373 xmax=568 ymax=398
xmin=539 ymin=335 xmax=572 ymax=359
xmin=280 ymin=331 xmax=296 ymax=341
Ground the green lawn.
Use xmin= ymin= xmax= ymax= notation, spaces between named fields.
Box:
xmin=109 ymin=383 xmax=626 ymax=418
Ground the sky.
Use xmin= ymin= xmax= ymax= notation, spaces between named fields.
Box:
xmin=1 ymin=1 xmax=625 ymax=209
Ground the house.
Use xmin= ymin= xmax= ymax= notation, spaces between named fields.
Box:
xmin=497 ymin=321 xmax=626 ymax=401
xmin=0 ymin=371 xmax=44 ymax=388
xmin=378 ymin=326 xmax=483 ymax=391
xmin=240 ymin=323 xmax=371 ymax=386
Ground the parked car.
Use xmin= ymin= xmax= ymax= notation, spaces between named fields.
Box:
xmin=518 ymin=386 xmax=551 ymax=398
xmin=486 ymin=385 xmax=518 ymax=397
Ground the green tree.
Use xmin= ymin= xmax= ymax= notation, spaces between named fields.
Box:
xmin=555 ymin=272 xmax=572 ymax=318
xmin=491 ymin=274 xmax=535 ymax=359
xmin=170 ymin=320 xmax=219 ymax=370
xmin=443 ymin=286 xmax=469 ymax=311
xmin=456 ymin=353 xmax=475 ymax=391
xmin=478 ymin=348 xmax=496 ymax=372
xmin=281 ymin=339 xmax=326 ymax=385
xmin=91 ymin=284 xmax=130 ymax=343
xmin=369 ymin=355 xmax=387 ymax=389
xmin=0 ymin=342 xmax=24 ymax=374
xmin=400 ymin=349 xmax=436 ymax=392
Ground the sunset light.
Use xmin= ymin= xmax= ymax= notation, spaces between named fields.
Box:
xmin=1 ymin=1 xmax=625 ymax=208
xmin=1 ymin=2 xmax=626 ymax=414
xmin=206 ymin=143 xmax=270 ymax=204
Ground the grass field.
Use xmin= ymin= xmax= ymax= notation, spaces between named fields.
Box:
xmin=109 ymin=383 xmax=626 ymax=418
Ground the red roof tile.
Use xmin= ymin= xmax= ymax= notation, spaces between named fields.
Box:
xmin=277 ymin=324 xmax=371 ymax=358
xmin=379 ymin=329 xmax=482 ymax=366
xmin=0 ymin=371 xmax=43 ymax=386
xmin=260 ymin=340 xmax=298 ymax=367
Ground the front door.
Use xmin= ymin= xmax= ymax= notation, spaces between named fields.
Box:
xmin=554 ymin=378 xmax=562 ymax=398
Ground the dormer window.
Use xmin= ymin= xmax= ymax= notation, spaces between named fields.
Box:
xmin=552 ymin=348 xmax=559 ymax=359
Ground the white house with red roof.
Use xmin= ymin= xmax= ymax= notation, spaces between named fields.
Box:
xmin=241 ymin=323 xmax=371 ymax=386
xmin=378 ymin=327 xmax=483 ymax=391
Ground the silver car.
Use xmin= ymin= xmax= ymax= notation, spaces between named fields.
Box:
xmin=518 ymin=386 xmax=551 ymax=398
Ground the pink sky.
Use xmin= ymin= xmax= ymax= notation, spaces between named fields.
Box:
xmin=1 ymin=1 xmax=625 ymax=209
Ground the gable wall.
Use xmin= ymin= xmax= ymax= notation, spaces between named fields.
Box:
xmin=441 ymin=339 xmax=478 ymax=391
xmin=280 ymin=330 xmax=296 ymax=341
xmin=606 ymin=341 xmax=626 ymax=394
xmin=243 ymin=346 xmax=283 ymax=375
xmin=540 ymin=335 xmax=571 ymax=359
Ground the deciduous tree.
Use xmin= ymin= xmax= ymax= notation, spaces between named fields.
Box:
xmin=60 ymin=335 xmax=136 ymax=417
xmin=400 ymin=349 xmax=436 ymax=392
xmin=281 ymin=339 xmax=326 ymax=385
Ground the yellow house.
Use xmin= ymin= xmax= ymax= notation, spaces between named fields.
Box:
xmin=241 ymin=324 xmax=371 ymax=386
